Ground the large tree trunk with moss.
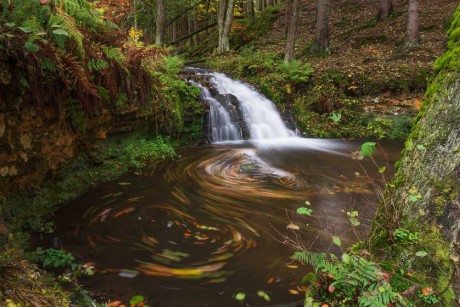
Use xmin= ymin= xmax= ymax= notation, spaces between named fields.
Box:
xmin=284 ymin=0 xmax=299 ymax=63
xmin=370 ymin=5 xmax=460 ymax=302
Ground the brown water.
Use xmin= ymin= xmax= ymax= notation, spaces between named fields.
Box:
xmin=42 ymin=139 xmax=401 ymax=307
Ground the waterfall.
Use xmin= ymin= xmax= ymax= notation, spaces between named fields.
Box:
xmin=190 ymin=81 xmax=242 ymax=142
xmin=208 ymin=72 xmax=296 ymax=141
xmin=190 ymin=69 xmax=296 ymax=143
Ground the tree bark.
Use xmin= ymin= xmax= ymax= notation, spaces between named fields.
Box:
xmin=284 ymin=0 xmax=299 ymax=63
xmin=377 ymin=0 xmax=393 ymax=21
xmin=217 ymin=0 xmax=236 ymax=53
xmin=312 ymin=0 xmax=330 ymax=53
xmin=248 ymin=0 xmax=255 ymax=18
xmin=155 ymin=0 xmax=166 ymax=46
xmin=370 ymin=7 xmax=460 ymax=301
xmin=406 ymin=0 xmax=420 ymax=46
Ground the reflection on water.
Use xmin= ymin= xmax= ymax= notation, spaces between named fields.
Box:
xmin=44 ymin=139 xmax=401 ymax=306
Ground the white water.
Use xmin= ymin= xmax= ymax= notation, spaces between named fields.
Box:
xmin=191 ymin=81 xmax=242 ymax=141
xmin=208 ymin=72 xmax=297 ymax=141
xmin=191 ymin=69 xmax=350 ymax=154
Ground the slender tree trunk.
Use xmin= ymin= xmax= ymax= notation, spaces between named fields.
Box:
xmin=377 ymin=0 xmax=393 ymax=21
xmin=284 ymin=0 xmax=292 ymax=38
xmin=248 ymin=0 xmax=255 ymax=18
xmin=284 ymin=0 xmax=299 ymax=63
xmin=313 ymin=0 xmax=330 ymax=53
xmin=406 ymin=0 xmax=420 ymax=46
xmin=217 ymin=0 xmax=236 ymax=53
xmin=257 ymin=0 xmax=263 ymax=12
xmin=155 ymin=0 xmax=166 ymax=46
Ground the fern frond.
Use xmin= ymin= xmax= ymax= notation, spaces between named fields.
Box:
xmin=49 ymin=9 xmax=84 ymax=57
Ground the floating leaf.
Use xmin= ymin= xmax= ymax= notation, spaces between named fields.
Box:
xmin=286 ymin=223 xmax=300 ymax=230
xmin=118 ymin=182 xmax=132 ymax=186
xmin=296 ymin=207 xmax=312 ymax=216
xmin=332 ymin=236 xmax=341 ymax=246
xmin=129 ymin=295 xmax=144 ymax=305
xmin=346 ymin=211 xmax=358 ymax=218
xmin=257 ymin=290 xmax=271 ymax=302
xmin=267 ymin=277 xmax=275 ymax=284
xmin=119 ymin=269 xmax=139 ymax=278
xmin=235 ymin=292 xmax=245 ymax=301
xmin=305 ymin=201 xmax=311 ymax=206
xmin=288 ymin=289 xmax=300 ymax=295
xmin=415 ymin=251 xmax=428 ymax=257
xmin=361 ymin=142 xmax=376 ymax=157
xmin=378 ymin=166 xmax=387 ymax=174
xmin=349 ymin=217 xmax=361 ymax=227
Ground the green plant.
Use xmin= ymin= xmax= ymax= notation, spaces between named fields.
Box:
xmin=293 ymin=251 xmax=409 ymax=306
xmin=393 ymin=228 xmax=420 ymax=243
xmin=418 ymin=290 xmax=441 ymax=304
xmin=34 ymin=247 xmax=81 ymax=271
xmin=279 ymin=60 xmax=314 ymax=84
xmin=124 ymin=137 xmax=176 ymax=171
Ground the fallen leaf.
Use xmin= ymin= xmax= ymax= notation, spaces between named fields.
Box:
xmin=422 ymin=287 xmax=433 ymax=296
xmin=286 ymin=223 xmax=300 ymax=230
xmin=288 ymin=289 xmax=300 ymax=295
xmin=235 ymin=292 xmax=245 ymax=301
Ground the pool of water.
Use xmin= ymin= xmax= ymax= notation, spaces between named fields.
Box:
xmin=39 ymin=139 xmax=402 ymax=306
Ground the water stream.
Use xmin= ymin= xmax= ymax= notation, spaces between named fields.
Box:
xmin=42 ymin=71 xmax=402 ymax=306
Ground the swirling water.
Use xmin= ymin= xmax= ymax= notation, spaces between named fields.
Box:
xmin=45 ymin=140 xmax=401 ymax=306
xmin=43 ymin=72 xmax=402 ymax=306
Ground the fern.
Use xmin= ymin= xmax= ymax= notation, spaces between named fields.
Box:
xmin=49 ymin=9 xmax=84 ymax=57
xmin=88 ymin=58 xmax=109 ymax=72
xmin=54 ymin=0 xmax=101 ymax=30
xmin=63 ymin=98 xmax=87 ymax=132
xmin=40 ymin=57 xmax=58 ymax=72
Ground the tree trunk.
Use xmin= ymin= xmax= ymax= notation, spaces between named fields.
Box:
xmin=377 ymin=0 xmax=393 ymax=21
xmin=312 ymin=0 xmax=330 ymax=53
xmin=406 ymin=0 xmax=420 ymax=46
xmin=284 ymin=0 xmax=299 ymax=63
xmin=155 ymin=0 xmax=166 ymax=46
xmin=248 ymin=0 xmax=255 ymax=18
xmin=370 ymin=7 xmax=460 ymax=302
xmin=284 ymin=0 xmax=292 ymax=38
xmin=217 ymin=0 xmax=236 ymax=53
xmin=257 ymin=0 xmax=263 ymax=12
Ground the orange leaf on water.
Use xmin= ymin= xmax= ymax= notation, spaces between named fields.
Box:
xmin=267 ymin=277 xmax=275 ymax=284
xmin=288 ymin=289 xmax=300 ymax=295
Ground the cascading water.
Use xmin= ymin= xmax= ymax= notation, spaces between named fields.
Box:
xmin=191 ymin=69 xmax=297 ymax=143
xmin=190 ymin=81 xmax=242 ymax=142
xmin=208 ymin=72 xmax=297 ymax=141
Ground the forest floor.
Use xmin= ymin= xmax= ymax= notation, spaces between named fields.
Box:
xmin=225 ymin=0 xmax=458 ymax=114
